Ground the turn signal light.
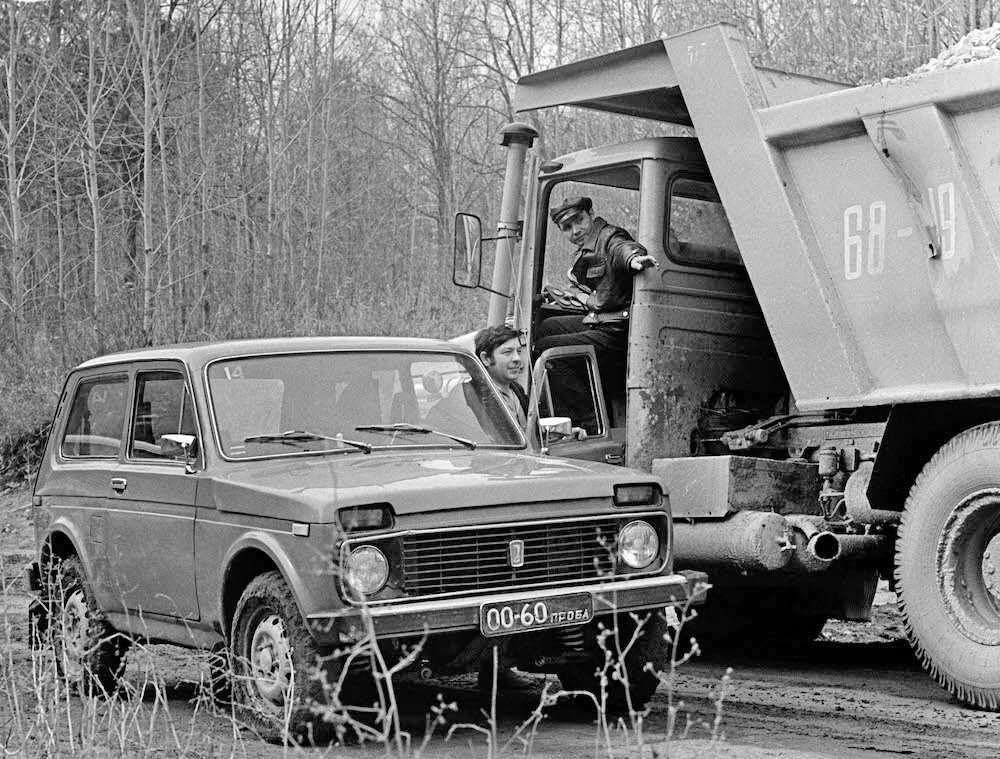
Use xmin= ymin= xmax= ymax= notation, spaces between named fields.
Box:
xmin=338 ymin=504 xmax=394 ymax=532
xmin=613 ymin=483 xmax=659 ymax=507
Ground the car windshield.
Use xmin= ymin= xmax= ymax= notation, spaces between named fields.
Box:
xmin=207 ymin=350 xmax=525 ymax=459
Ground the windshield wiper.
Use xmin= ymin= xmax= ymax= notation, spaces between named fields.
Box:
xmin=243 ymin=430 xmax=372 ymax=453
xmin=354 ymin=423 xmax=478 ymax=450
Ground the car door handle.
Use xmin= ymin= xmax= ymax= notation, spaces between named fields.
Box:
xmin=110 ymin=477 xmax=128 ymax=493
xmin=605 ymin=452 xmax=624 ymax=466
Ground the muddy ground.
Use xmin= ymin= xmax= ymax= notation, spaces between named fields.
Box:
xmin=3 ymin=487 xmax=1000 ymax=759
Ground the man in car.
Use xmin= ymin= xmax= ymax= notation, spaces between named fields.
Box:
xmin=474 ymin=325 xmax=528 ymax=428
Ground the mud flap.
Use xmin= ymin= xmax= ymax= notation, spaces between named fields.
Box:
xmin=28 ymin=598 xmax=48 ymax=650
xmin=22 ymin=562 xmax=48 ymax=649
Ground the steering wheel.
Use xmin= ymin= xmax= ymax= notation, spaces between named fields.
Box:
xmin=541 ymin=285 xmax=588 ymax=313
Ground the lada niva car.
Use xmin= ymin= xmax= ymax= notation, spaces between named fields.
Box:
xmin=25 ymin=336 xmax=706 ymax=741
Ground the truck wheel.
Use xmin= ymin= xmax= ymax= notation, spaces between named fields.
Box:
xmin=557 ymin=610 xmax=668 ymax=714
xmin=896 ymin=422 xmax=1000 ymax=709
xmin=48 ymin=556 xmax=130 ymax=695
xmin=230 ymin=572 xmax=341 ymax=744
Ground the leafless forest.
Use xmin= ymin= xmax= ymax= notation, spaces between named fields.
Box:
xmin=0 ymin=0 xmax=995 ymax=436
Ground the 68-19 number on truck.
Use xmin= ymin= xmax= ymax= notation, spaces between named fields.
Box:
xmin=843 ymin=182 xmax=956 ymax=280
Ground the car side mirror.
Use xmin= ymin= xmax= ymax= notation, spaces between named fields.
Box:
xmin=160 ymin=433 xmax=198 ymax=473
xmin=453 ymin=213 xmax=483 ymax=289
xmin=538 ymin=416 xmax=572 ymax=453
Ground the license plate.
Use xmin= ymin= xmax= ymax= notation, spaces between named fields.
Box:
xmin=480 ymin=593 xmax=593 ymax=637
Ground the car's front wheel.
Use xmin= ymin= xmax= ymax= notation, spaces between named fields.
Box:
xmin=230 ymin=572 xmax=341 ymax=744
xmin=48 ymin=555 xmax=130 ymax=695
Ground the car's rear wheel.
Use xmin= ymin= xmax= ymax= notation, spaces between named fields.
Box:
xmin=230 ymin=572 xmax=343 ymax=744
xmin=48 ymin=555 xmax=130 ymax=695
xmin=557 ymin=610 xmax=668 ymax=714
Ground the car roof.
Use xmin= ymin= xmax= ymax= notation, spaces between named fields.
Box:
xmin=76 ymin=336 xmax=468 ymax=370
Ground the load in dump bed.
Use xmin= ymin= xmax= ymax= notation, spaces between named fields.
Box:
xmin=454 ymin=22 xmax=1000 ymax=708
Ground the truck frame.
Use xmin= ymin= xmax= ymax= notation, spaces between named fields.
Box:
xmin=454 ymin=22 xmax=1000 ymax=708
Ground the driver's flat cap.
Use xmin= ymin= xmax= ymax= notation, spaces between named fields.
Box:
xmin=550 ymin=196 xmax=592 ymax=225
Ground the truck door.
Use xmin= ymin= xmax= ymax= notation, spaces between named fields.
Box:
xmin=105 ymin=364 xmax=200 ymax=620
xmin=529 ymin=345 xmax=624 ymax=465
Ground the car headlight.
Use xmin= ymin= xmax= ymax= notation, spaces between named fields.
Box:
xmin=345 ymin=545 xmax=389 ymax=595
xmin=618 ymin=520 xmax=659 ymax=569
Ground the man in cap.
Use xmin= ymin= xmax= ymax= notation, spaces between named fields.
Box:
xmin=534 ymin=196 xmax=656 ymax=427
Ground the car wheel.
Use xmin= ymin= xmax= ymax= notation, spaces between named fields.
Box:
xmin=557 ymin=610 xmax=668 ymax=714
xmin=896 ymin=422 xmax=1000 ymax=709
xmin=48 ymin=555 xmax=130 ymax=695
xmin=230 ymin=572 xmax=342 ymax=744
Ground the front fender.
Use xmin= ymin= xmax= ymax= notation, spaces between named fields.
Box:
xmin=217 ymin=525 xmax=343 ymax=640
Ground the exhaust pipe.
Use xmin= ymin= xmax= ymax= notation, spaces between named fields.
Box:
xmin=673 ymin=511 xmax=793 ymax=573
xmin=786 ymin=515 xmax=841 ymax=572
xmin=836 ymin=533 xmax=888 ymax=566
xmin=844 ymin=461 xmax=901 ymax=526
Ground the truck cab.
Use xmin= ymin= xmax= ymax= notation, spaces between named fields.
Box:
xmin=524 ymin=137 xmax=781 ymax=474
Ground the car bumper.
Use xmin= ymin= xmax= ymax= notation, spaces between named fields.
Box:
xmin=307 ymin=569 xmax=708 ymax=642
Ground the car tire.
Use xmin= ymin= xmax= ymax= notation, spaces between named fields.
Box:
xmin=230 ymin=571 xmax=341 ymax=744
xmin=557 ymin=610 xmax=668 ymax=714
xmin=896 ymin=422 xmax=1000 ymax=710
xmin=48 ymin=555 xmax=130 ymax=695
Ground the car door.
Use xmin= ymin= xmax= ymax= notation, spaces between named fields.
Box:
xmin=104 ymin=363 xmax=200 ymax=620
xmin=45 ymin=370 xmax=130 ymax=612
xmin=529 ymin=345 xmax=625 ymax=465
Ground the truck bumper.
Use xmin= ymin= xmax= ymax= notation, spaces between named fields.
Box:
xmin=307 ymin=569 xmax=708 ymax=642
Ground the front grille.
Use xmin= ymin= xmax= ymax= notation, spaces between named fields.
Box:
xmin=401 ymin=519 xmax=623 ymax=596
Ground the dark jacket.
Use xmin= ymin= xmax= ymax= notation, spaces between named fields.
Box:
xmin=509 ymin=381 xmax=529 ymax=416
xmin=462 ymin=378 xmax=529 ymax=433
xmin=568 ymin=217 xmax=646 ymax=316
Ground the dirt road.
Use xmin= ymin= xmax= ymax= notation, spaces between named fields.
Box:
xmin=3 ymin=487 xmax=1000 ymax=758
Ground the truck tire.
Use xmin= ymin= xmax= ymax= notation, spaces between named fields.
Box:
xmin=896 ymin=422 xmax=1000 ymax=709
xmin=230 ymin=571 xmax=341 ymax=744
xmin=48 ymin=556 xmax=130 ymax=695
xmin=557 ymin=610 xmax=668 ymax=714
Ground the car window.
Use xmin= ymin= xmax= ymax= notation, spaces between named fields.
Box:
xmin=207 ymin=351 xmax=525 ymax=459
xmin=129 ymin=371 xmax=196 ymax=460
xmin=60 ymin=375 xmax=129 ymax=458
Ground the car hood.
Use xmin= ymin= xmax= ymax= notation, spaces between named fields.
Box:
xmin=207 ymin=449 xmax=649 ymax=522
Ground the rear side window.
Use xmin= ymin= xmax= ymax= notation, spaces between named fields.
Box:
xmin=129 ymin=371 xmax=196 ymax=460
xmin=60 ymin=375 xmax=129 ymax=458
xmin=666 ymin=177 xmax=743 ymax=269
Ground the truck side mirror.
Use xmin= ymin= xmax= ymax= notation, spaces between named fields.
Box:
xmin=453 ymin=213 xmax=483 ymax=289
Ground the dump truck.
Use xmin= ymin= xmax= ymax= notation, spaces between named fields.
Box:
xmin=453 ymin=22 xmax=1000 ymax=709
